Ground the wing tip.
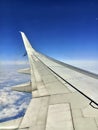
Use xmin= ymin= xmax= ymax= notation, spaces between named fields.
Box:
xmin=19 ymin=31 xmax=24 ymax=35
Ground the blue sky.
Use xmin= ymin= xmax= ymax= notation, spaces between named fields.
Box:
xmin=0 ymin=0 xmax=98 ymax=61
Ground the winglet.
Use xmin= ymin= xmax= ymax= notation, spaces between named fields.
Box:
xmin=20 ymin=32 xmax=38 ymax=91
xmin=20 ymin=32 xmax=36 ymax=55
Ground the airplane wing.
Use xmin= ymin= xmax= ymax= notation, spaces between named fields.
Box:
xmin=0 ymin=32 xmax=98 ymax=130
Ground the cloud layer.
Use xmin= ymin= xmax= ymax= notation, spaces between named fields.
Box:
xmin=0 ymin=64 xmax=31 ymax=122
xmin=62 ymin=60 xmax=98 ymax=74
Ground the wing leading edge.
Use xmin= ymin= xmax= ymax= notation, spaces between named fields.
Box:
xmin=0 ymin=32 xmax=98 ymax=130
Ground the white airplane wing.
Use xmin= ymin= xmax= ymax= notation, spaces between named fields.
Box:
xmin=0 ymin=32 xmax=98 ymax=130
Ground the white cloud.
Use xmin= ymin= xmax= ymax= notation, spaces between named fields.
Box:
xmin=0 ymin=64 xmax=31 ymax=122
xmin=0 ymin=88 xmax=20 ymax=106
xmin=61 ymin=60 xmax=98 ymax=74
xmin=0 ymin=60 xmax=29 ymax=65
xmin=0 ymin=88 xmax=31 ymax=120
xmin=0 ymin=100 xmax=29 ymax=119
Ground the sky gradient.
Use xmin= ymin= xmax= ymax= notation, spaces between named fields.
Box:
xmin=0 ymin=0 xmax=98 ymax=62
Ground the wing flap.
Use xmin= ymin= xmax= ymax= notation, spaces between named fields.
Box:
xmin=19 ymin=97 xmax=49 ymax=129
xmin=46 ymin=103 xmax=73 ymax=130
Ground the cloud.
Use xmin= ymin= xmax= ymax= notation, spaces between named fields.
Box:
xmin=0 ymin=60 xmax=29 ymax=65
xmin=0 ymin=86 xmax=31 ymax=121
xmin=0 ymin=64 xmax=31 ymax=122
xmin=61 ymin=60 xmax=98 ymax=74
